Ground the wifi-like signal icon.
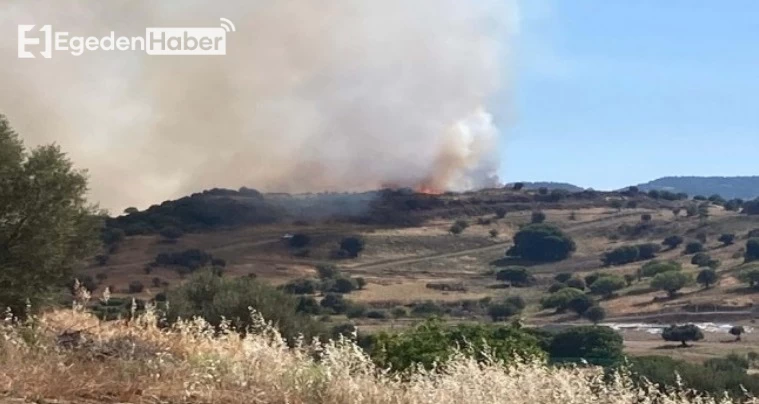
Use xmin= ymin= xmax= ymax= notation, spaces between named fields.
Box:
xmin=220 ymin=18 xmax=236 ymax=32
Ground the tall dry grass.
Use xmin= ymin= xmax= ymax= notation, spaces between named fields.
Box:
xmin=0 ymin=289 xmax=755 ymax=403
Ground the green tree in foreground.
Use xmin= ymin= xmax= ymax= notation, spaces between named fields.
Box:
xmin=0 ymin=115 xmax=101 ymax=315
xmin=662 ymin=324 xmax=704 ymax=347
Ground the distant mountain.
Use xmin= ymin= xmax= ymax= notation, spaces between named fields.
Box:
xmin=509 ymin=182 xmax=585 ymax=192
xmin=637 ymin=176 xmax=759 ymax=200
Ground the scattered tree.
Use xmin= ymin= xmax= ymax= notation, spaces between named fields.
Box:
xmin=696 ymin=268 xmax=718 ymax=289
xmin=506 ymin=224 xmax=576 ymax=262
xmin=746 ymin=239 xmax=759 ymax=263
xmin=489 ymin=229 xmax=499 ymax=238
xmin=540 ymin=288 xmax=585 ymax=313
xmin=584 ymin=306 xmax=606 ymax=325
xmin=128 ymin=281 xmax=145 ymax=294
xmin=554 ymin=273 xmax=572 ymax=283
xmin=123 ymin=207 xmax=139 ymax=215
xmin=730 ymin=326 xmax=745 ymax=342
xmin=691 ymin=252 xmax=712 ymax=267
xmin=662 ymin=235 xmax=684 ymax=250
xmin=651 ymin=271 xmax=691 ymax=298
xmin=566 ymin=293 xmax=594 ymax=316
xmin=449 ymin=223 xmax=464 ymax=235
xmin=640 ymin=260 xmax=682 ymax=278
xmin=159 ymin=226 xmax=184 ymax=242
xmin=548 ymin=326 xmax=624 ymax=365
xmin=602 ymin=245 xmax=639 ymax=266
xmin=684 ymin=241 xmax=704 ymax=254
xmin=719 ymin=233 xmax=736 ymax=246
xmin=589 ymin=275 xmax=626 ymax=298
xmin=512 ymin=182 xmax=525 ymax=191
xmin=494 ymin=207 xmax=507 ymax=218
xmin=339 ymin=236 xmax=365 ymax=258
xmin=662 ymin=324 xmax=704 ymax=347
xmin=641 ymin=213 xmax=653 ymax=222
xmin=531 ymin=211 xmax=546 ymax=224
xmin=637 ymin=243 xmax=661 ymax=260
xmin=624 ymin=273 xmax=636 ymax=286
xmin=496 ymin=266 xmax=534 ymax=287
xmin=738 ymin=267 xmax=759 ymax=288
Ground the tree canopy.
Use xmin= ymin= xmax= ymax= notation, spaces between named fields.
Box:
xmin=507 ymin=224 xmax=576 ymax=262
xmin=0 ymin=115 xmax=101 ymax=314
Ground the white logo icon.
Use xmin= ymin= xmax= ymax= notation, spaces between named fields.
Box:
xmin=18 ymin=18 xmax=235 ymax=59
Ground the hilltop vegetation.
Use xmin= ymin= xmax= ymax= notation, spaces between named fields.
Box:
xmin=638 ymin=176 xmax=759 ymax=200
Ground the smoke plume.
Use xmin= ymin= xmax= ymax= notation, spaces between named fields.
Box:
xmin=0 ymin=0 xmax=518 ymax=212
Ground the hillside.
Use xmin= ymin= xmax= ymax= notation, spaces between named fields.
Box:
xmin=638 ymin=176 xmax=759 ymax=199
xmin=508 ymin=181 xmax=585 ymax=192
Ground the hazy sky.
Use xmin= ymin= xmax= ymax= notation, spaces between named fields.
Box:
xmin=498 ymin=1 xmax=759 ymax=189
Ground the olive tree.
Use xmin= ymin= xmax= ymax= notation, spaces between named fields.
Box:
xmin=0 ymin=115 xmax=101 ymax=315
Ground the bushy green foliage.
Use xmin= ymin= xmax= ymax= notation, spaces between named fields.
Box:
xmin=548 ymin=326 xmax=623 ymax=366
xmin=584 ymin=306 xmax=606 ymax=324
xmin=651 ymin=271 xmax=691 ymax=297
xmin=495 ymin=266 xmax=534 ymax=287
xmin=684 ymin=241 xmax=704 ymax=254
xmin=554 ymin=273 xmax=572 ymax=283
xmin=128 ymin=281 xmax=145 ymax=294
xmin=494 ymin=207 xmax=508 ymax=218
xmin=743 ymin=199 xmax=759 ymax=215
xmin=566 ymin=293 xmax=594 ymax=315
xmin=565 ymin=277 xmax=586 ymax=290
xmin=661 ymin=324 xmax=704 ymax=346
xmin=746 ymin=238 xmax=759 ymax=262
xmin=639 ymin=260 xmax=682 ymax=278
xmin=531 ymin=211 xmax=546 ymax=224
xmin=630 ymin=355 xmax=759 ymax=398
xmin=315 ymin=264 xmax=339 ymax=279
xmin=370 ymin=320 xmax=545 ymax=371
xmin=541 ymin=288 xmax=585 ymax=312
xmin=0 ymin=115 xmax=102 ymax=315
xmin=696 ymin=268 xmax=718 ymax=289
xmin=320 ymin=293 xmax=349 ymax=314
xmin=738 ymin=266 xmax=759 ymax=288
xmin=604 ymin=246 xmax=637 ymax=264
xmin=662 ymin=235 xmax=684 ymax=249
xmin=339 ymin=236 xmax=365 ymax=258
xmin=166 ymin=269 xmax=323 ymax=341
xmin=154 ymin=249 xmax=224 ymax=275
xmin=589 ymin=275 xmax=626 ymax=298
xmin=281 ymin=278 xmax=319 ymax=294
xmin=159 ymin=226 xmax=184 ymax=241
xmin=718 ymin=233 xmax=736 ymax=246
xmin=548 ymin=282 xmax=566 ymax=293
xmin=691 ymin=252 xmax=712 ymax=267
xmin=636 ymin=243 xmax=661 ymax=260
xmin=507 ymin=224 xmax=576 ymax=262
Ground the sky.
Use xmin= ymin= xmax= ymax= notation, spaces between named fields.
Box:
xmin=498 ymin=1 xmax=759 ymax=190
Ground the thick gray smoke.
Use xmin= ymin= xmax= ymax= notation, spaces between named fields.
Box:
xmin=0 ymin=1 xmax=518 ymax=212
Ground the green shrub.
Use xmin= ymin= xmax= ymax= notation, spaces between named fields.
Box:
xmin=531 ymin=211 xmax=546 ymax=224
xmin=554 ymin=273 xmax=572 ymax=283
xmin=320 ymin=293 xmax=349 ymax=314
xmin=691 ymin=252 xmax=711 ymax=267
xmin=746 ymin=238 xmax=759 ymax=262
xmin=507 ymin=224 xmax=576 ymax=262
xmin=651 ymin=271 xmax=691 ymax=298
xmin=630 ymin=355 xmax=759 ymax=398
xmin=640 ymin=260 xmax=681 ymax=278
xmin=601 ymin=245 xmax=639 ymax=266
xmin=584 ymin=306 xmax=606 ymax=324
xmin=684 ymin=241 xmax=704 ymax=254
xmin=281 ymin=278 xmax=319 ymax=294
xmin=637 ymin=243 xmax=661 ymax=260
xmin=410 ymin=301 xmax=445 ymax=317
xmin=719 ymin=233 xmax=736 ymax=246
xmin=566 ymin=277 xmax=586 ymax=290
xmin=589 ymin=275 xmax=626 ymax=298
xmin=662 ymin=235 xmax=684 ymax=249
xmin=339 ymin=236 xmax=365 ymax=258
xmin=370 ymin=320 xmax=545 ymax=371
xmin=166 ymin=269 xmax=324 ymax=341
xmin=738 ymin=267 xmax=759 ymax=288
xmin=549 ymin=326 xmax=623 ymax=366
xmin=696 ymin=268 xmax=718 ymax=289
xmin=566 ymin=294 xmax=594 ymax=316
xmin=495 ymin=266 xmax=534 ymax=287
xmin=128 ymin=281 xmax=144 ymax=294
xmin=541 ymin=288 xmax=585 ymax=312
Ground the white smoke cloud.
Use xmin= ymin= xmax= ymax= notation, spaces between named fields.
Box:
xmin=0 ymin=0 xmax=518 ymax=212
